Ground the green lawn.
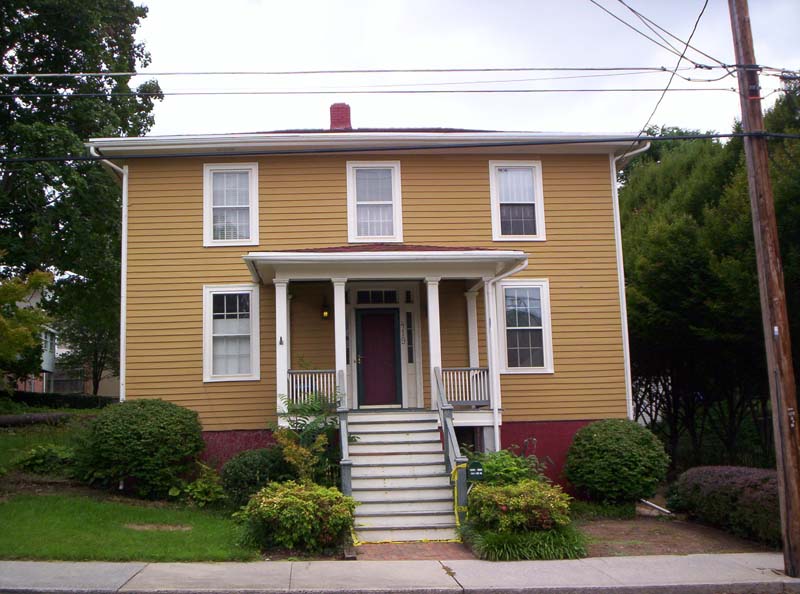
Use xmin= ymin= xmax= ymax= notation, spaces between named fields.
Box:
xmin=0 ymin=494 xmax=259 ymax=561
xmin=0 ymin=422 xmax=84 ymax=468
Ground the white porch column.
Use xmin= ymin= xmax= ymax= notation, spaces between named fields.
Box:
xmin=425 ymin=277 xmax=442 ymax=408
xmin=465 ymin=289 xmax=480 ymax=368
xmin=483 ymin=277 xmax=502 ymax=450
xmin=275 ymin=279 xmax=289 ymax=415
xmin=332 ymin=278 xmax=348 ymax=406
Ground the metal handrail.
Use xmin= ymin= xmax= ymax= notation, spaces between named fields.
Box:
xmin=336 ymin=370 xmax=352 ymax=495
xmin=434 ymin=366 xmax=468 ymax=526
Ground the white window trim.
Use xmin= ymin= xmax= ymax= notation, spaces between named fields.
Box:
xmin=489 ymin=160 xmax=546 ymax=242
xmin=203 ymin=283 xmax=261 ymax=382
xmin=346 ymin=160 xmax=403 ymax=243
xmin=496 ymin=278 xmax=554 ymax=374
xmin=203 ymin=162 xmax=259 ymax=247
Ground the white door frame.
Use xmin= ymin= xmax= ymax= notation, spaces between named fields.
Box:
xmin=346 ymin=281 xmax=423 ymax=409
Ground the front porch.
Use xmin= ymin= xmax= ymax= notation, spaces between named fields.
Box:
xmin=244 ymin=246 xmax=528 ymax=445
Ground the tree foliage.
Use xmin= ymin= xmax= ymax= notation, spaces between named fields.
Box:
xmin=0 ymin=1 xmax=162 ymax=384
xmin=620 ymin=88 xmax=800 ymax=471
xmin=0 ymin=270 xmax=52 ymax=389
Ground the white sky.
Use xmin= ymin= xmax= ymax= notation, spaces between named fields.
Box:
xmin=133 ymin=0 xmax=799 ymax=137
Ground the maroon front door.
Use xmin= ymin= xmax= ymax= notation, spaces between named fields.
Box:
xmin=356 ymin=309 xmax=402 ymax=406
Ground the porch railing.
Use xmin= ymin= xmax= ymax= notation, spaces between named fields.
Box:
xmin=336 ymin=370 xmax=352 ymax=496
xmin=287 ymin=369 xmax=337 ymax=405
xmin=441 ymin=367 xmax=490 ymax=407
xmin=434 ymin=367 xmax=468 ymax=526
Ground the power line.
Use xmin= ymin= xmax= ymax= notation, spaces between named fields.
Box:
xmin=2 ymin=132 xmax=799 ymax=165
xmin=0 ymin=65 xmax=713 ymax=79
xmin=1 ymin=86 xmax=740 ymax=100
xmin=622 ymin=0 xmax=711 ymax=161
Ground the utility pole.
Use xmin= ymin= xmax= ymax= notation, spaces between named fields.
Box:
xmin=729 ymin=0 xmax=800 ymax=577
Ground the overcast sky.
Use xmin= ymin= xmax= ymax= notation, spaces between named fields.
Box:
xmin=132 ymin=0 xmax=799 ymax=137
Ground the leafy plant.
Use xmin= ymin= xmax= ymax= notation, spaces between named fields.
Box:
xmin=667 ymin=466 xmax=780 ymax=546
xmin=235 ymin=481 xmax=356 ymax=553
xmin=169 ymin=462 xmax=227 ymax=508
xmin=564 ymin=419 xmax=669 ymax=504
xmin=466 ymin=447 xmax=547 ymax=485
xmin=220 ymin=447 xmax=295 ymax=508
xmin=74 ymin=399 xmax=204 ymax=499
xmin=461 ymin=523 xmax=586 ymax=561
xmin=468 ymin=479 xmax=571 ymax=532
xmin=13 ymin=443 xmax=75 ymax=476
xmin=274 ymin=393 xmax=341 ymax=486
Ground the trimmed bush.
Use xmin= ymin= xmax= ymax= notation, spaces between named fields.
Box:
xmin=461 ymin=523 xmax=586 ymax=561
xmin=221 ymin=447 xmax=296 ymax=508
xmin=11 ymin=391 xmax=116 ymax=410
xmin=466 ymin=448 xmax=547 ymax=485
xmin=667 ymin=466 xmax=780 ymax=546
xmin=564 ymin=419 xmax=669 ymax=503
xmin=14 ymin=444 xmax=75 ymax=476
xmin=235 ymin=481 xmax=356 ymax=553
xmin=468 ymin=479 xmax=571 ymax=532
xmin=74 ymin=399 xmax=204 ymax=498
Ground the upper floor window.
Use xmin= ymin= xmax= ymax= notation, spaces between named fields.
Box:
xmin=203 ymin=284 xmax=260 ymax=382
xmin=497 ymin=279 xmax=553 ymax=374
xmin=489 ymin=160 xmax=545 ymax=241
xmin=347 ymin=161 xmax=403 ymax=243
xmin=203 ymin=163 xmax=259 ymax=247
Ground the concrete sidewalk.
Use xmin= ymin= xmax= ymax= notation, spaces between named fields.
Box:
xmin=0 ymin=553 xmax=798 ymax=594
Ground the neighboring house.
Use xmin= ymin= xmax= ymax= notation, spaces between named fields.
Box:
xmin=88 ymin=103 xmax=647 ymax=541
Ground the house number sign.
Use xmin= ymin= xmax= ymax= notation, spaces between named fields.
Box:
xmin=466 ymin=461 xmax=484 ymax=482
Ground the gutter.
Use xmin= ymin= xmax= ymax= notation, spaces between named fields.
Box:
xmin=469 ymin=258 xmax=529 ymax=451
xmin=611 ymin=141 xmax=651 ymax=419
xmin=89 ymin=146 xmax=128 ymax=403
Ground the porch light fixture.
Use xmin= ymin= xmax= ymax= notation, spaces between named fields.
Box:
xmin=321 ymin=296 xmax=331 ymax=320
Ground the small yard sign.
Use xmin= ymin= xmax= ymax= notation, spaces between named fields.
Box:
xmin=467 ymin=461 xmax=484 ymax=482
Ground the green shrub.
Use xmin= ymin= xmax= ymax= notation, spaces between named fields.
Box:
xmin=461 ymin=523 xmax=586 ymax=561
xmin=667 ymin=466 xmax=780 ymax=546
xmin=11 ymin=391 xmax=116 ymax=410
xmin=468 ymin=479 xmax=571 ymax=532
xmin=466 ymin=448 xmax=547 ymax=485
xmin=170 ymin=462 xmax=227 ymax=508
xmin=564 ymin=419 xmax=669 ymax=503
xmin=74 ymin=399 xmax=204 ymax=499
xmin=14 ymin=444 xmax=75 ymax=476
xmin=235 ymin=481 xmax=356 ymax=553
xmin=221 ymin=447 xmax=295 ymax=508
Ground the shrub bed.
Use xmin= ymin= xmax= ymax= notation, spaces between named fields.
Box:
xmin=235 ymin=481 xmax=356 ymax=553
xmin=11 ymin=391 xmax=116 ymax=410
xmin=14 ymin=443 xmax=75 ymax=476
xmin=461 ymin=522 xmax=586 ymax=561
xmin=221 ymin=447 xmax=296 ymax=508
xmin=667 ymin=466 xmax=780 ymax=546
xmin=466 ymin=448 xmax=547 ymax=485
xmin=468 ymin=479 xmax=571 ymax=532
xmin=74 ymin=399 xmax=204 ymax=498
xmin=564 ymin=419 xmax=669 ymax=503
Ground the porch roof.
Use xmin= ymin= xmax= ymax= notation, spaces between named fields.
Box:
xmin=244 ymin=244 xmax=527 ymax=283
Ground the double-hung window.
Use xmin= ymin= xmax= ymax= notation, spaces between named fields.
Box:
xmin=347 ymin=161 xmax=403 ymax=242
xmin=497 ymin=279 xmax=553 ymax=373
xmin=489 ymin=160 xmax=545 ymax=241
xmin=203 ymin=284 xmax=260 ymax=382
xmin=203 ymin=163 xmax=259 ymax=246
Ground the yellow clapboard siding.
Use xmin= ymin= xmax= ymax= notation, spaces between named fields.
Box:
xmin=124 ymin=152 xmax=626 ymax=429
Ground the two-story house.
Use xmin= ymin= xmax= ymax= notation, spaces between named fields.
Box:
xmin=88 ymin=103 xmax=647 ymax=542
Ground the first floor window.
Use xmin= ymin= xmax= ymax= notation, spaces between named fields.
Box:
xmin=498 ymin=280 xmax=553 ymax=373
xmin=203 ymin=284 xmax=260 ymax=381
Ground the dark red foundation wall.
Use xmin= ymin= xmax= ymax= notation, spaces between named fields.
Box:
xmin=201 ymin=429 xmax=275 ymax=468
xmin=500 ymin=420 xmax=592 ymax=484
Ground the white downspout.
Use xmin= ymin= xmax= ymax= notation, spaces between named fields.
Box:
xmin=89 ymin=146 xmax=127 ymax=403
xmin=470 ymin=258 xmax=528 ymax=450
xmin=612 ymin=141 xmax=650 ymax=419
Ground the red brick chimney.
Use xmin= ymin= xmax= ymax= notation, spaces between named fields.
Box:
xmin=330 ymin=103 xmax=352 ymax=131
